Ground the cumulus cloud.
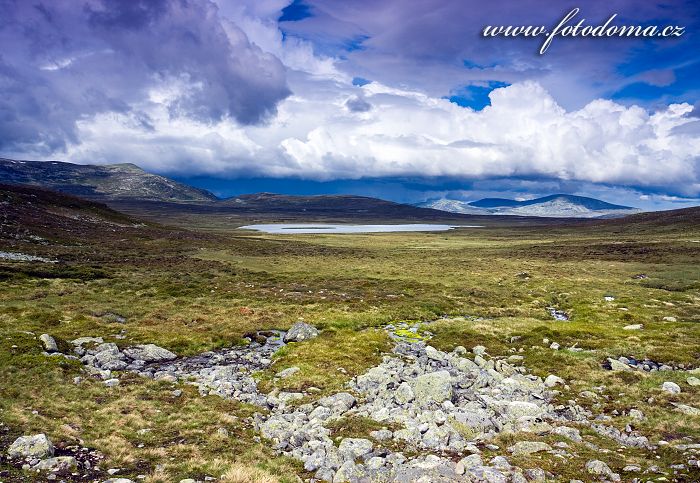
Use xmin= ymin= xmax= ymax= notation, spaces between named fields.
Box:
xmin=0 ymin=0 xmax=290 ymax=153
xmin=30 ymin=77 xmax=698 ymax=197
xmin=2 ymin=0 xmax=699 ymax=199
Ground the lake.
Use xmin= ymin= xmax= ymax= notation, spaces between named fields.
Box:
xmin=238 ymin=223 xmax=482 ymax=234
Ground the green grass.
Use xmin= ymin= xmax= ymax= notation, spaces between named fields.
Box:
xmin=1 ymin=218 xmax=699 ymax=481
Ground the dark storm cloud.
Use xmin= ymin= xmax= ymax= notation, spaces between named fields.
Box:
xmin=282 ymin=0 xmax=700 ymax=108
xmin=0 ymin=0 xmax=290 ymax=153
xmin=345 ymin=96 xmax=372 ymax=112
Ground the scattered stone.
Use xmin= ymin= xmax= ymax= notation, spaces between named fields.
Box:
xmin=425 ymin=345 xmax=444 ymax=361
xmin=672 ymin=403 xmax=700 ymax=416
xmin=544 ymin=375 xmax=564 ymax=387
xmin=687 ymin=376 xmax=700 ymax=387
xmin=104 ymin=378 xmax=120 ymax=387
xmin=585 ymin=460 xmax=620 ymax=482
xmin=623 ymin=465 xmax=641 ymax=472
xmin=661 ymin=381 xmax=681 ymax=394
xmin=338 ymin=438 xmax=373 ymax=460
xmin=607 ymin=358 xmax=629 ymax=371
xmin=506 ymin=401 xmax=543 ymax=420
xmin=72 ymin=337 xmax=104 ymax=346
xmin=623 ymin=324 xmax=643 ymax=330
xmin=283 ymin=322 xmax=319 ymax=342
xmin=370 ymin=429 xmax=392 ymax=441
xmin=628 ymin=409 xmax=645 ymax=420
xmin=123 ymin=344 xmax=176 ymax=362
xmin=34 ymin=456 xmax=77 ymax=473
xmin=472 ymin=345 xmax=487 ymax=355
xmin=662 ymin=316 xmax=677 ymax=322
xmin=275 ymin=366 xmax=300 ymax=379
xmin=394 ymin=382 xmax=415 ymax=405
xmin=552 ymin=426 xmax=582 ymax=443
xmin=7 ymin=434 xmax=54 ymax=459
xmin=40 ymin=334 xmax=58 ymax=353
xmin=524 ymin=468 xmax=547 ymax=481
xmin=549 ymin=342 xmax=560 ymax=350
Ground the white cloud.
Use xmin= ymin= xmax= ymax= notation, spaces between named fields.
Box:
xmin=45 ymin=77 xmax=700 ymax=197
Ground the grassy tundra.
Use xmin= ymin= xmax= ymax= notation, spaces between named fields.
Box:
xmin=1 ymin=185 xmax=699 ymax=481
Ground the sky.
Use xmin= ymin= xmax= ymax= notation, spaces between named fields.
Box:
xmin=2 ymin=0 xmax=700 ymax=210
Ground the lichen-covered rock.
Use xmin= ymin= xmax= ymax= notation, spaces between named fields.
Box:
xmin=338 ymin=438 xmax=373 ymax=460
xmin=412 ymin=370 xmax=453 ymax=407
xmin=333 ymin=460 xmax=366 ymax=482
xmin=123 ymin=344 xmax=177 ymax=362
xmin=283 ymin=322 xmax=319 ymax=342
xmin=7 ymin=434 xmax=54 ymax=459
xmin=394 ymin=381 xmax=415 ymax=404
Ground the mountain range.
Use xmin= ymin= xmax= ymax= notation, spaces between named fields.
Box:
xmin=0 ymin=158 xmax=217 ymax=202
xmin=1 ymin=157 xmax=640 ymax=220
xmin=418 ymin=195 xmax=641 ymax=218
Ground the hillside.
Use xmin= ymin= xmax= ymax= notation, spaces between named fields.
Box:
xmin=0 ymin=158 xmax=218 ymax=202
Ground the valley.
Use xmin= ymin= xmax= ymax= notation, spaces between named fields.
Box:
xmin=0 ymin=183 xmax=699 ymax=482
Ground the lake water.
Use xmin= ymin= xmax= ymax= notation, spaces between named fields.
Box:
xmin=238 ymin=223 xmax=482 ymax=234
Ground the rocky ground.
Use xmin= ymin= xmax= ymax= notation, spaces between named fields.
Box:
xmin=6 ymin=321 xmax=699 ymax=482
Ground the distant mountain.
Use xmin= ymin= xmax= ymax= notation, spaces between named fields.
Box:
xmin=419 ymin=194 xmax=640 ymax=218
xmin=469 ymin=198 xmax=522 ymax=208
xmin=417 ymin=199 xmax=490 ymax=215
xmin=217 ymin=192 xmax=495 ymax=220
xmin=0 ymin=158 xmax=218 ymax=202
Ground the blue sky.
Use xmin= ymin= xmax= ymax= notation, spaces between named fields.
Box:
xmin=2 ymin=0 xmax=700 ymax=209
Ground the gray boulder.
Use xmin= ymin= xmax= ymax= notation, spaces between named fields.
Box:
xmin=661 ymin=381 xmax=681 ymax=394
xmin=413 ymin=370 xmax=453 ymax=407
xmin=7 ymin=434 xmax=54 ymax=459
xmin=283 ymin=322 xmax=319 ymax=342
xmin=33 ymin=456 xmax=77 ymax=473
xmin=123 ymin=344 xmax=177 ymax=362
xmin=394 ymin=382 xmax=415 ymax=405
xmin=40 ymin=334 xmax=58 ymax=353
xmin=607 ymin=358 xmax=629 ymax=371
xmin=338 ymin=438 xmax=373 ymax=460
xmin=585 ymin=460 xmax=620 ymax=482
xmin=505 ymin=401 xmax=543 ymax=420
